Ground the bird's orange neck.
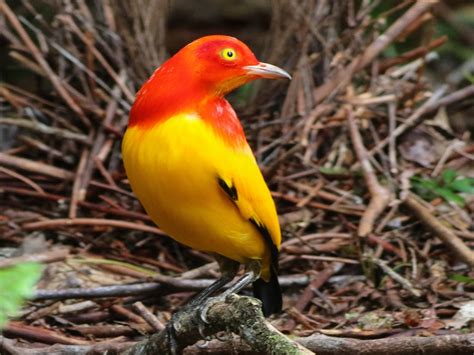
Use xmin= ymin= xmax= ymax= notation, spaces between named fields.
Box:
xmin=128 ymin=58 xmax=247 ymax=148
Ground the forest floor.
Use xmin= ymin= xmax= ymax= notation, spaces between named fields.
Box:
xmin=0 ymin=1 xmax=473 ymax=354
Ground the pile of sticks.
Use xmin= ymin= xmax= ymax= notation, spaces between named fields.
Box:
xmin=1 ymin=0 xmax=473 ymax=354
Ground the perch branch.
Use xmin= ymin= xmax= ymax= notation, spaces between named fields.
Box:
xmin=121 ymin=294 xmax=313 ymax=355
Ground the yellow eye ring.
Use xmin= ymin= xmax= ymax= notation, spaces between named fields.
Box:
xmin=221 ymin=48 xmax=236 ymax=61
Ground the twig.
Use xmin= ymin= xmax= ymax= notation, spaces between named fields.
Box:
xmin=0 ymin=118 xmax=89 ymax=143
xmin=20 ymin=218 xmax=164 ymax=236
xmin=33 ymin=282 xmax=162 ymax=301
xmin=347 ymin=107 xmax=391 ymax=237
xmin=365 ymin=86 xmax=448 ymax=160
xmin=314 ymin=0 xmax=437 ymax=103
xmin=0 ymin=152 xmax=74 ymax=180
xmin=0 ymin=248 xmax=69 ymax=268
xmin=0 ymin=336 xmax=135 ymax=355
xmin=132 ymin=302 xmax=165 ymax=331
xmin=69 ymin=145 xmax=91 ymax=218
xmin=378 ymin=35 xmax=448 ymax=72
xmin=0 ymin=166 xmax=45 ymax=194
xmin=2 ymin=323 xmax=88 ymax=345
xmin=0 ymin=0 xmax=90 ymax=126
xmin=404 ymin=193 xmax=474 ymax=268
xmin=284 ymin=263 xmax=343 ymax=331
xmin=111 ymin=304 xmax=147 ymax=325
xmin=32 ymin=275 xmax=309 ymax=301
xmin=369 ymin=256 xmax=421 ymax=297
xmin=388 ymin=101 xmax=397 ymax=174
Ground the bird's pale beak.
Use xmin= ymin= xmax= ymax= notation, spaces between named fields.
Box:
xmin=244 ymin=62 xmax=292 ymax=80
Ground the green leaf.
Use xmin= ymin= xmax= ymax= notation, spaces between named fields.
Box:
xmin=319 ymin=166 xmax=351 ymax=176
xmin=411 ymin=176 xmax=437 ymax=189
xmin=450 ymin=178 xmax=474 ymax=194
xmin=0 ymin=263 xmax=43 ymax=329
xmin=433 ymin=186 xmax=465 ymax=206
xmin=418 ymin=179 xmax=438 ymax=190
xmin=449 ymin=274 xmax=474 ymax=285
xmin=442 ymin=169 xmax=457 ymax=185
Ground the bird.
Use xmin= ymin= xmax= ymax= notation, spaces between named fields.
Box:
xmin=122 ymin=35 xmax=291 ymax=317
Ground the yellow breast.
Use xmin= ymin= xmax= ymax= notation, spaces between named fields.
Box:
xmin=122 ymin=113 xmax=279 ymax=267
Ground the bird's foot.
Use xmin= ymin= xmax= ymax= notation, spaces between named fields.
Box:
xmin=196 ymin=293 xmax=237 ymax=342
xmin=167 ymin=303 xmax=206 ymax=354
xmin=198 ymin=292 xmax=239 ymax=324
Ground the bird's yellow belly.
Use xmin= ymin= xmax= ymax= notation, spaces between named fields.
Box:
xmin=122 ymin=114 xmax=265 ymax=263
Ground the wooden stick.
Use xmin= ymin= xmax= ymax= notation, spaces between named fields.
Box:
xmin=0 ymin=0 xmax=90 ymax=127
xmin=0 ymin=249 xmax=69 ymax=268
xmin=0 ymin=152 xmax=74 ymax=180
xmin=314 ymin=0 xmax=438 ymax=103
xmin=347 ymin=107 xmax=391 ymax=237
xmin=20 ymin=218 xmax=164 ymax=236
xmin=404 ymin=193 xmax=474 ymax=268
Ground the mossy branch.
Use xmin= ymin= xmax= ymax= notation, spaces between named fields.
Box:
xmin=121 ymin=294 xmax=313 ymax=355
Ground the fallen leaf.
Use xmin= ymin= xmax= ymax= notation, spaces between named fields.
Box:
xmin=446 ymin=301 xmax=474 ymax=329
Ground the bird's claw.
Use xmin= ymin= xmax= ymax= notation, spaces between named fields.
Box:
xmin=197 ymin=295 xmax=235 ymax=343
xmin=198 ymin=298 xmax=215 ymax=324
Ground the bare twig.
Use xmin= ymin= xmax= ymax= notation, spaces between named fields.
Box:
xmin=0 ymin=152 xmax=74 ymax=180
xmin=0 ymin=0 xmax=89 ymax=126
xmin=404 ymin=193 xmax=474 ymax=268
xmin=369 ymin=256 xmax=421 ymax=297
xmin=365 ymin=86 xmax=448 ymax=160
xmin=0 ymin=118 xmax=89 ymax=143
xmin=347 ymin=107 xmax=391 ymax=237
xmin=314 ymin=0 xmax=438 ymax=103
xmin=0 ymin=249 xmax=69 ymax=269
xmin=32 ymin=274 xmax=309 ymax=300
xmin=132 ymin=302 xmax=165 ymax=331
xmin=20 ymin=218 xmax=164 ymax=236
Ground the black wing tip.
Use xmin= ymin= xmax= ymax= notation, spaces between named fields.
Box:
xmin=217 ymin=177 xmax=238 ymax=201
xmin=252 ymin=268 xmax=282 ymax=317
xmin=248 ymin=218 xmax=279 ymax=270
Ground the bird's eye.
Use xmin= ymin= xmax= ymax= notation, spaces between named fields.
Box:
xmin=221 ymin=48 xmax=236 ymax=61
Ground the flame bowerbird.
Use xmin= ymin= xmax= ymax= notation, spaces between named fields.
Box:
xmin=122 ymin=35 xmax=291 ymax=318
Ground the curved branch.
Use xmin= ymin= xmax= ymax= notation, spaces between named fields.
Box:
xmin=121 ymin=294 xmax=313 ymax=355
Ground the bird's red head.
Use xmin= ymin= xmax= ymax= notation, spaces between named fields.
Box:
xmin=129 ymin=35 xmax=290 ymax=128
xmin=178 ymin=35 xmax=291 ymax=94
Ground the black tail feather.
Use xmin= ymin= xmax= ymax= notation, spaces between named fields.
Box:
xmin=252 ymin=267 xmax=282 ymax=317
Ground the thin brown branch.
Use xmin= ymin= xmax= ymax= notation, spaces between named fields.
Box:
xmin=404 ymin=193 xmax=474 ymax=268
xmin=132 ymin=302 xmax=165 ymax=331
xmin=0 ymin=118 xmax=89 ymax=143
xmin=314 ymin=0 xmax=438 ymax=103
xmin=347 ymin=107 xmax=391 ymax=237
xmin=0 ymin=152 xmax=74 ymax=180
xmin=0 ymin=249 xmax=70 ymax=269
xmin=20 ymin=218 xmax=164 ymax=236
xmin=32 ymin=274 xmax=309 ymax=300
xmin=0 ymin=0 xmax=90 ymax=126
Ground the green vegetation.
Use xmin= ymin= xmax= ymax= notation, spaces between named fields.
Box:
xmin=411 ymin=169 xmax=474 ymax=207
xmin=449 ymin=274 xmax=474 ymax=286
xmin=0 ymin=263 xmax=42 ymax=329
